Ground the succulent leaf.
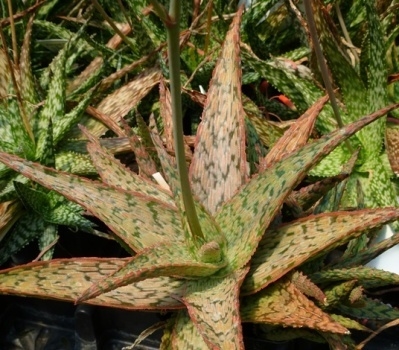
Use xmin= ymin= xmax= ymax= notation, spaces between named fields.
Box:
xmin=242 ymin=208 xmax=399 ymax=294
xmin=241 ymin=280 xmax=348 ymax=334
xmin=311 ymin=266 xmax=399 ymax=289
xmin=0 ymin=152 xmax=185 ymax=252
xmin=78 ymin=242 xmax=225 ymax=302
xmin=182 ymin=268 xmax=248 ymax=349
xmin=84 ymin=129 xmax=174 ymax=205
xmin=189 ymin=7 xmax=248 ymax=215
xmin=338 ymin=297 xmax=399 ymax=322
xmin=216 ymin=104 xmax=399 ymax=275
xmin=260 ymin=94 xmax=329 ymax=170
xmin=161 ymin=310 xmax=209 ymax=349
xmin=0 ymin=258 xmax=185 ymax=309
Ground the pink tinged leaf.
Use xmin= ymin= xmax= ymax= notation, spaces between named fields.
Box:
xmin=0 ymin=152 xmax=185 ymax=251
xmin=151 ymin=131 xmax=224 ymax=251
xmin=182 ymin=267 xmax=248 ymax=349
xmin=0 ymin=258 xmax=185 ymax=310
xmin=285 ymin=173 xmax=348 ymax=215
xmin=189 ymin=7 xmax=248 ymax=215
xmin=82 ymin=127 xmax=174 ymax=205
xmin=260 ymin=94 xmax=330 ymax=171
xmin=290 ymin=271 xmax=326 ymax=305
xmin=158 ymin=85 xmax=192 ymax=160
xmin=215 ymin=103 xmax=399 ymax=274
xmin=241 ymin=280 xmax=349 ymax=334
xmin=242 ymin=208 xmax=399 ymax=295
xmin=68 ymin=68 xmax=162 ymax=139
xmin=78 ymin=242 xmax=225 ymax=302
xmin=84 ymin=106 xmax=125 ymax=137
xmin=161 ymin=310 xmax=210 ymax=350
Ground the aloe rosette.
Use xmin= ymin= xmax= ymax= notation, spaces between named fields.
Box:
xmin=0 ymin=7 xmax=399 ymax=349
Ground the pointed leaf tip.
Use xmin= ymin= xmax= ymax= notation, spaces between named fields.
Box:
xmin=190 ymin=7 xmax=247 ymax=215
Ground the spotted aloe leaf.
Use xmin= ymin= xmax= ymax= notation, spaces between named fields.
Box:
xmin=151 ymin=131 xmax=223 ymax=253
xmin=324 ymin=280 xmax=358 ymax=308
xmin=162 ymin=310 xmax=209 ymax=349
xmin=0 ymin=152 xmax=185 ymax=252
xmin=181 ymin=268 xmax=248 ymax=349
xmin=241 ymin=280 xmax=348 ymax=334
xmin=241 ymin=48 xmax=337 ymax=134
xmin=67 ymin=23 xmax=132 ymax=94
xmin=83 ymin=128 xmax=174 ymax=205
xmin=18 ymin=15 xmax=38 ymax=119
xmin=0 ymin=213 xmax=46 ymax=265
xmin=334 ymin=233 xmax=399 ymax=269
xmin=215 ymin=103 xmax=399 ymax=275
xmin=242 ymin=207 xmax=399 ymax=295
xmin=309 ymin=0 xmax=397 ymax=217
xmin=0 ymin=258 xmax=185 ymax=310
xmin=78 ymin=242 xmax=225 ymax=302
xmin=338 ymin=297 xmax=399 ymax=323
xmin=159 ymin=78 xmax=174 ymax=152
xmin=13 ymin=182 xmax=92 ymax=230
xmin=286 ymin=172 xmax=349 ymax=215
xmin=67 ymin=68 xmax=162 ymax=139
xmin=311 ymin=266 xmax=399 ymax=289
xmin=189 ymin=7 xmax=248 ymax=216
xmin=260 ymin=94 xmax=329 ymax=170
xmin=122 ymin=122 xmax=158 ymax=179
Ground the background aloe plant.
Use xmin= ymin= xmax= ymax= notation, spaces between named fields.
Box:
xmin=0 ymin=1 xmax=399 ymax=349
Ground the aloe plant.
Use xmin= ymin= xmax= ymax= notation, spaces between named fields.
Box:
xmin=0 ymin=3 xmax=399 ymax=348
